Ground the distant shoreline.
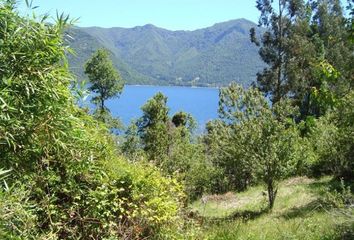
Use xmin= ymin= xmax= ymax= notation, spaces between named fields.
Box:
xmin=125 ymin=84 xmax=220 ymax=90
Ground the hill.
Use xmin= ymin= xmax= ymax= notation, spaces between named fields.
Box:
xmin=66 ymin=19 xmax=264 ymax=87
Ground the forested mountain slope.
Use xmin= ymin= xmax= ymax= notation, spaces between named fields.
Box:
xmin=67 ymin=19 xmax=264 ymax=86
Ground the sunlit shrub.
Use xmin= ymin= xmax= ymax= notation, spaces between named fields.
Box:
xmin=0 ymin=2 xmax=184 ymax=238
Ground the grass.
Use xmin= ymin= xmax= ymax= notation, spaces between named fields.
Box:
xmin=189 ymin=176 xmax=354 ymax=240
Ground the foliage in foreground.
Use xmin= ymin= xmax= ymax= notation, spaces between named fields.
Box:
xmin=0 ymin=2 xmax=185 ymax=239
xmin=1 ymin=0 xmax=353 ymax=239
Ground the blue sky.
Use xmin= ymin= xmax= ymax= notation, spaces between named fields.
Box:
xmin=19 ymin=0 xmax=260 ymax=30
xmin=19 ymin=0 xmax=350 ymax=30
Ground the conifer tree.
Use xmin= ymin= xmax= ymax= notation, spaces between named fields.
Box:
xmin=250 ymin=0 xmax=308 ymax=103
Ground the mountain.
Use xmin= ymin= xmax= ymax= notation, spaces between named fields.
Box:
xmin=66 ymin=19 xmax=264 ymax=87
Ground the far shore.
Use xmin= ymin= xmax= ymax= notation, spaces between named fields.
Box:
xmin=125 ymin=84 xmax=221 ymax=89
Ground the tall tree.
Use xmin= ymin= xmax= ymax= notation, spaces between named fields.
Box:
xmin=84 ymin=48 xmax=124 ymax=112
xmin=251 ymin=0 xmax=352 ymax=119
xmin=250 ymin=0 xmax=308 ymax=104
xmin=299 ymin=0 xmax=353 ymax=117
xmin=349 ymin=0 xmax=354 ymax=44
xmin=311 ymin=0 xmax=349 ymax=71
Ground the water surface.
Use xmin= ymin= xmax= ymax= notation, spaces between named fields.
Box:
xmin=105 ymin=85 xmax=219 ymax=130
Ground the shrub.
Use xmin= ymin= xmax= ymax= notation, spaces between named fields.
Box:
xmin=0 ymin=2 xmax=184 ymax=238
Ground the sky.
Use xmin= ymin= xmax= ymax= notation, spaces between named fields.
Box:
xmin=19 ymin=0 xmax=350 ymax=30
xmin=18 ymin=0 xmax=261 ymax=30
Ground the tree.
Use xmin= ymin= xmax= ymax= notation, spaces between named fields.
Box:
xmin=251 ymin=0 xmax=352 ymax=120
xmin=311 ymin=0 xmax=351 ymax=72
xmin=163 ymin=111 xmax=197 ymax=174
xmin=172 ymin=111 xmax=196 ymax=136
xmin=121 ymin=120 xmax=144 ymax=161
xmin=295 ymin=0 xmax=353 ymax=119
xmin=172 ymin=111 xmax=189 ymax=128
xmin=215 ymin=83 xmax=300 ymax=209
xmin=137 ymin=92 xmax=170 ymax=164
xmin=133 ymin=95 xmax=216 ymax=201
xmin=84 ymin=48 xmax=124 ymax=112
xmin=250 ymin=0 xmax=309 ymax=104
xmin=349 ymin=0 xmax=354 ymax=44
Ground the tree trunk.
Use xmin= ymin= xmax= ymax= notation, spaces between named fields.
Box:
xmin=267 ymin=180 xmax=278 ymax=210
xmin=275 ymin=0 xmax=283 ymax=104
xmin=99 ymin=98 xmax=106 ymax=123
xmin=101 ymin=98 xmax=105 ymax=111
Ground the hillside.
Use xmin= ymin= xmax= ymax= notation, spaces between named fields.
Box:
xmin=66 ymin=19 xmax=264 ymax=87
xmin=191 ymin=177 xmax=354 ymax=239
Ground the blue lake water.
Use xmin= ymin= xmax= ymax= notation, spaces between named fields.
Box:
xmin=104 ymin=85 xmax=219 ymax=130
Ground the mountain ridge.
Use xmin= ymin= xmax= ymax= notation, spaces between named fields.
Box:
xmin=82 ymin=18 xmax=255 ymax=32
xmin=66 ymin=18 xmax=264 ymax=87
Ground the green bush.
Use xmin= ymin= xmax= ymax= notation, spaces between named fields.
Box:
xmin=304 ymin=91 xmax=354 ymax=180
xmin=0 ymin=2 xmax=184 ymax=239
xmin=102 ymin=158 xmax=185 ymax=237
xmin=0 ymin=185 xmax=39 ymax=240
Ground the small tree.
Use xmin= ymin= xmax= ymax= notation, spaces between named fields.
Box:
xmin=84 ymin=48 xmax=124 ymax=112
xmin=217 ymin=83 xmax=300 ymax=209
xmin=255 ymin=100 xmax=300 ymax=209
xmin=121 ymin=120 xmax=144 ymax=161
xmin=172 ymin=111 xmax=188 ymax=127
xmin=137 ymin=92 xmax=170 ymax=164
xmin=172 ymin=111 xmax=196 ymax=136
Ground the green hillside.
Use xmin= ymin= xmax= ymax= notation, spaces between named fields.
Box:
xmin=66 ymin=28 xmax=156 ymax=85
xmin=192 ymin=177 xmax=354 ymax=239
xmin=66 ymin=19 xmax=264 ymax=86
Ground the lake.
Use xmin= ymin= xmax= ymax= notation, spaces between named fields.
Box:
xmin=104 ymin=85 xmax=219 ymax=131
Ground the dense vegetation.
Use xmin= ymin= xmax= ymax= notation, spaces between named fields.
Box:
xmin=66 ymin=19 xmax=265 ymax=87
xmin=0 ymin=2 xmax=185 ymax=239
xmin=0 ymin=0 xmax=353 ymax=239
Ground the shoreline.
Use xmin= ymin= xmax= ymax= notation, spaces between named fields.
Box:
xmin=124 ymin=84 xmax=220 ymax=89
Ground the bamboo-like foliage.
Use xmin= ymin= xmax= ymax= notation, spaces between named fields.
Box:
xmin=0 ymin=2 xmax=184 ymax=238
